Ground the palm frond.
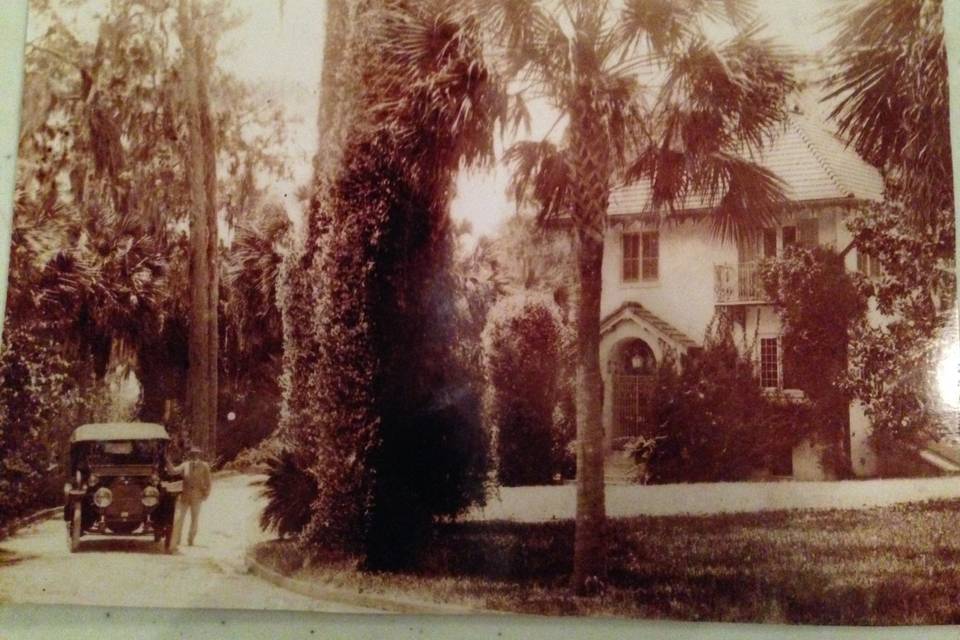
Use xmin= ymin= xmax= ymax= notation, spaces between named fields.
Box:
xmin=618 ymin=0 xmax=692 ymax=56
xmin=824 ymin=0 xmax=950 ymax=216
xmin=658 ymin=27 xmax=794 ymax=156
xmin=258 ymin=448 xmax=318 ymax=537
xmin=368 ymin=0 xmax=507 ymax=173
xmin=695 ymin=152 xmax=787 ymax=242
xmin=504 ymin=140 xmax=572 ymax=224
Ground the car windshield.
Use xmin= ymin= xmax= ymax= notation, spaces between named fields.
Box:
xmin=87 ymin=440 xmax=160 ymax=466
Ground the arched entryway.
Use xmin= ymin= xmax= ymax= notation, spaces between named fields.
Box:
xmin=609 ymin=338 xmax=657 ymax=441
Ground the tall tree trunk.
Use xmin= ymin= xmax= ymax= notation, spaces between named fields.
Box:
xmin=569 ymin=95 xmax=609 ymax=593
xmin=571 ymin=228 xmax=607 ymax=592
xmin=314 ymin=0 xmax=353 ymax=183
xmin=178 ymin=0 xmax=218 ymax=459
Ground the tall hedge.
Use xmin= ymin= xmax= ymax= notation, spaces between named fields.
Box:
xmin=276 ymin=1 xmax=500 ymax=569
xmin=483 ymin=294 xmax=569 ymax=485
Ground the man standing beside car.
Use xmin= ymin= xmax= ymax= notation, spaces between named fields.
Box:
xmin=167 ymin=445 xmax=212 ymax=547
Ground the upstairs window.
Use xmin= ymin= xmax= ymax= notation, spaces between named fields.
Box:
xmin=622 ymin=233 xmax=640 ymax=281
xmin=641 ymin=231 xmax=659 ymax=280
xmin=798 ymin=218 xmax=818 ymax=247
xmin=762 ymin=229 xmax=778 ymax=258
xmin=782 ymin=226 xmax=797 ymax=250
xmin=857 ymin=251 xmax=882 ymax=278
xmin=778 ymin=219 xmax=818 ymax=255
xmin=622 ymin=231 xmax=659 ymax=282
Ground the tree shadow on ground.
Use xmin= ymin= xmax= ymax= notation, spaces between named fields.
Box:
xmin=73 ymin=537 xmax=168 ymax=555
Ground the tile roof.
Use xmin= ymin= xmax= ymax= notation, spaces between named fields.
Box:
xmin=608 ymin=101 xmax=885 ymax=217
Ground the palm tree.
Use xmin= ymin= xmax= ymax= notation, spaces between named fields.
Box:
xmin=823 ymin=0 xmax=954 ymax=455
xmin=7 ymin=185 xmax=171 ymax=397
xmin=484 ymin=0 xmax=795 ymax=592
xmin=823 ymin=0 xmax=951 ymax=219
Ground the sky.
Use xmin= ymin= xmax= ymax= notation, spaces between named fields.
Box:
xmin=30 ymin=0 xmax=843 ymax=242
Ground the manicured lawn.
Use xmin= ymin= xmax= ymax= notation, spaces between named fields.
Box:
xmin=254 ymin=499 xmax=960 ymax=623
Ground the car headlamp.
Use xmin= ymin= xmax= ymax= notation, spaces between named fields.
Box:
xmin=142 ymin=486 xmax=160 ymax=507
xmin=93 ymin=486 xmax=113 ymax=508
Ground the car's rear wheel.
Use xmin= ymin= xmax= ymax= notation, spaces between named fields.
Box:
xmin=67 ymin=502 xmax=81 ymax=553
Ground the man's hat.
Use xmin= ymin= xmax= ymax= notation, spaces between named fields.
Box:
xmin=189 ymin=445 xmax=202 ymax=455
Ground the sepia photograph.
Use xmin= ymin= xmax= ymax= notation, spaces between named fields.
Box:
xmin=0 ymin=0 xmax=957 ymax=625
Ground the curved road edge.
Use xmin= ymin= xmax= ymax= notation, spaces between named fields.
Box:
xmin=243 ymin=550 xmax=490 ymax=616
xmin=0 ymin=507 xmax=61 ymax=543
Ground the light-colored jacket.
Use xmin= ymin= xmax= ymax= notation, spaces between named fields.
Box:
xmin=171 ymin=459 xmax=212 ymax=502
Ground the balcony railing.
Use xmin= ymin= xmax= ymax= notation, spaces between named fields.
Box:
xmin=714 ymin=261 xmax=767 ymax=304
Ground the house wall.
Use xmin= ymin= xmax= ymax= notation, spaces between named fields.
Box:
xmin=599 ymin=205 xmax=883 ymax=480
xmin=600 ymin=218 xmax=736 ymax=344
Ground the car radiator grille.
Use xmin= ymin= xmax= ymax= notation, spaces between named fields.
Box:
xmin=104 ymin=481 xmax=144 ymax=518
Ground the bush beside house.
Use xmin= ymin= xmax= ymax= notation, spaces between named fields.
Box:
xmin=639 ymin=317 xmax=812 ymax=483
xmin=760 ymin=246 xmax=867 ymax=475
xmin=483 ymin=294 xmax=572 ymax=485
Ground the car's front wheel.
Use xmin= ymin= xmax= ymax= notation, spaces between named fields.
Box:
xmin=67 ymin=502 xmax=81 ymax=553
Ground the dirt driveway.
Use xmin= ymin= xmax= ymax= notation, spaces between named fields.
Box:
xmin=0 ymin=474 xmax=379 ymax=612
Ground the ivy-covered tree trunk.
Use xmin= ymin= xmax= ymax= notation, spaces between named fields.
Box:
xmin=178 ymin=0 xmax=218 ymax=458
xmin=277 ymin=0 xmax=361 ymax=467
xmin=273 ymin=1 xmax=498 ymax=568
xmin=276 ymin=0 xmax=373 ymax=551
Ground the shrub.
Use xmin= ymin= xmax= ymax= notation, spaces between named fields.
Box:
xmin=482 ymin=294 xmax=570 ymax=485
xmin=0 ymin=325 xmax=87 ymax=525
xmin=760 ymin=246 xmax=867 ymax=473
xmin=843 ymin=200 xmax=956 ymax=457
xmin=226 ymin=436 xmax=282 ymax=474
xmin=642 ymin=319 xmax=811 ymax=483
xmin=258 ymin=448 xmax=319 ymax=539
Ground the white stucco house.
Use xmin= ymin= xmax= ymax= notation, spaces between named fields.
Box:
xmin=598 ymin=97 xmax=886 ymax=481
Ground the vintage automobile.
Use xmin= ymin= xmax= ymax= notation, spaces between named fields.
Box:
xmin=64 ymin=422 xmax=181 ymax=553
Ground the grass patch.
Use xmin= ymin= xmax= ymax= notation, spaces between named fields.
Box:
xmin=254 ymin=499 xmax=960 ymax=623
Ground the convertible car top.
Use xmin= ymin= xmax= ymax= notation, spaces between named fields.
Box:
xmin=70 ymin=422 xmax=170 ymax=443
